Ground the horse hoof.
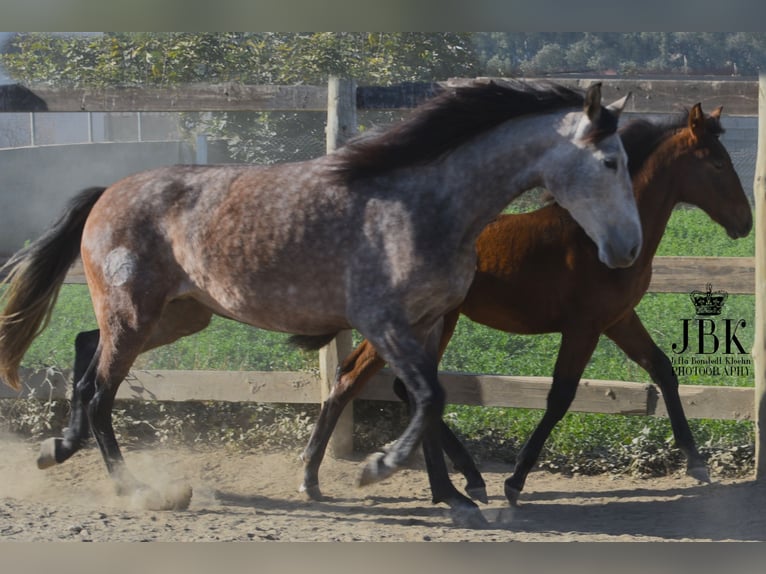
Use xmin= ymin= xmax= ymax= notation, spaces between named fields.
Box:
xmin=504 ymin=484 xmax=522 ymax=507
xmin=37 ymin=438 xmax=62 ymax=469
xmin=299 ymin=482 xmax=323 ymax=501
xmin=687 ymin=465 xmax=711 ymax=484
xmin=450 ymin=504 xmax=488 ymax=529
xmin=466 ymin=485 xmax=489 ymax=504
xmin=357 ymin=451 xmax=396 ymax=487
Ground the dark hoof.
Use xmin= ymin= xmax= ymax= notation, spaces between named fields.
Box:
xmin=466 ymin=485 xmax=489 ymax=504
xmin=504 ymin=482 xmax=522 ymax=507
xmin=37 ymin=437 xmax=63 ymax=469
xmin=357 ymin=451 xmax=396 ymax=487
xmin=687 ymin=464 xmax=711 ymax=484
xmin=299 ymin=482 xmax=323 ymax=501
xmin=450 ymin=504 xmax=489 ymax=529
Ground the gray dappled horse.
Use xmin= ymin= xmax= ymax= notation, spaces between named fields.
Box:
xmin=0 ymin=79 xmax=639 ymax=527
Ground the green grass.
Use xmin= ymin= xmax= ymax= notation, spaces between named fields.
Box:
xmin=11 ymin=204 xmax=758 ymax=474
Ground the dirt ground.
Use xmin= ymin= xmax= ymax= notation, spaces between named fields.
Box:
xmin=2 ymin=435 xmax=766 ymax=542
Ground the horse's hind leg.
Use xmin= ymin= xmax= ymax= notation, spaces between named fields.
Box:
xmin=67 ymin=294 xmax=209 ymax=510
xmin=36 ymin=298 xmax=212 ymax=472
xmin=87 ymin=317 xmax=193 ymax=510
xmin=300 ymin=339 xmax=385 ymax=499
xmin=93 ymin=297 xmax=212 ymax=508
xmin=38 ymin=329 xmax=100 ymax=469
xmin=392 ymin=378 xmax=487 ymax=503
xmin=605 ymin=310 xmax=708 ymax=483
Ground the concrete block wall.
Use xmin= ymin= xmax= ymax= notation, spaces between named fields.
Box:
xmin=0 ymin=140 xmax=194 ymax=257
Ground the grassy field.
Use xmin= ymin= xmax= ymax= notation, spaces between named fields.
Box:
xmin=8 ymin=205 xmax=758 ymax=476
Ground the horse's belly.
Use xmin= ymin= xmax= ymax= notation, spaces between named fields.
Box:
xmin=192 ymin=276 xmax=350 ymax=335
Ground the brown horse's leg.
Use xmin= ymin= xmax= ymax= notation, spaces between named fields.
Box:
xmin=504 ymin=331 xmax=599 ymax=506
xmin=605 ymin=310 xmax=709 ymax=483
xmin=37 ymin=329 xmax=100 ymax=469
xmin=300 ymin=339 xmax=386 ymax=499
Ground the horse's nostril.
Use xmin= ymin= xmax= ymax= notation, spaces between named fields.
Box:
xmin=629 ymin=243 xmax=640 ymax=261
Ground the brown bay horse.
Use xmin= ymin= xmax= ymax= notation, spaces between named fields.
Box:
xmin=0 ymin=80 xmax=640 ymax=527
xmin=300 ymin=103 xmax=752 ymax=507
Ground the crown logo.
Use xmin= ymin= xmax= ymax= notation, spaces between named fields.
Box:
xmin=690 ymin=283 xmax=727 ymax=316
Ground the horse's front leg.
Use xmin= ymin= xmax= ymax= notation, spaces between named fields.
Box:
xmin=505 ymin=331 xmax=599 ymax=506
xmin=605 ymin=310 xmax=709 ymax=483
xmin=392 ymin=377 xmax=487 ymax=503
xmin=390 ymin=306 xmax=487 ymax=503
xmin=357 ymin=320 xmax=487 ymax=528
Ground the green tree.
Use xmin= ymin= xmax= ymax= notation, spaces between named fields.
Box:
xmin=473 ymin=32 xmax=766 ymax=77
xmin=1 ymin=32 xmax=479 ymax=87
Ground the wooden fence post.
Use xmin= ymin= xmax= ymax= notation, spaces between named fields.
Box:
xmin=754 ymin=73 xmax=766 ymax=480
xmin=318 ymin=76 xmax=357 ymax=458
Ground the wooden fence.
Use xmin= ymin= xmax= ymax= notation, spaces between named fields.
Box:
xmin=0 ymin=76 xmax=761 ymax=464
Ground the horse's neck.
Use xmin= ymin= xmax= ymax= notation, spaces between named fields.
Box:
xmin=631 ymin=147 xmax=685 ymax=264
xmin=427 ymin=114 xmax=563 ymax=240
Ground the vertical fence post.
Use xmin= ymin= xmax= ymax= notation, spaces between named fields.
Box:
xmin=28 ymin=112 xmax=35 ymax=146
xmin=754 ymin=73 xmax=766 ymax=479
xmin=195 ymin=134 xmax=208 ymax=164
xmin=87 ymin=112 xmax=94 ymax=143
xmin=318 ymin=76 xmax=357 ymax=458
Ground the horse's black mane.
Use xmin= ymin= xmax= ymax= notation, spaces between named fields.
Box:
xmin=333 ymin=79 xmax=599 ymax=182
xmin=619 ymin=109 xmax=724 ymax=177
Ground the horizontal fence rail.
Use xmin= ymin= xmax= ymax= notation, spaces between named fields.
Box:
xmin=1 ymin=366 xmax=753 ymax=422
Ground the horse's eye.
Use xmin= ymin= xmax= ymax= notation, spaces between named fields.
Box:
xmin=603 ymin=157 xmax=618 ymax=170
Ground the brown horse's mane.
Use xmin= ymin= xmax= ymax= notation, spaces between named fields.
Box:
xmin=619 ymin=109 xmax=724 ymax=178
xmin=537 ymin=109 xmax=726 ymax=208
xmin=332 ymin=79 xmax=616 ymax=183
xmin=540 ymin=110 xmax=726 ymax=212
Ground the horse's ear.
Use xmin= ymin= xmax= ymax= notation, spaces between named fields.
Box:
xmin=710 ymin=105 xmax=723 ymax=120
xmin=689 ymin=102 xmax=705 ymax=139
xmin=605 ymin=92 xmax=631 ymax=118
xmin=584 ymin=82 xmax=603 ymax=122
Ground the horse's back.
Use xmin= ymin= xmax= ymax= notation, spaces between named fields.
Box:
xmin=80 ymin=158 xmax=357 ymax=334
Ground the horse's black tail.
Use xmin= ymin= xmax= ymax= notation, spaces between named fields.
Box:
xmin=0 ymin=186 xmax=107 ymax=390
